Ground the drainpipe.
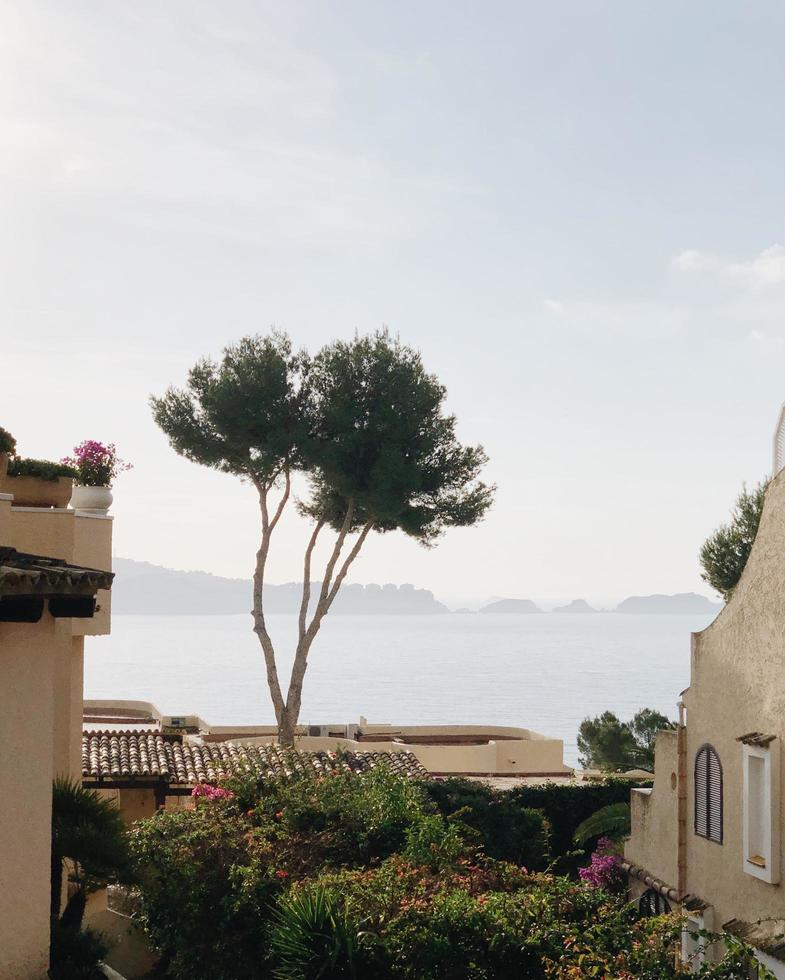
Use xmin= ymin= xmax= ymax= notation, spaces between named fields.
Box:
xmin=677 ymin=695 xmax=688 ymax=898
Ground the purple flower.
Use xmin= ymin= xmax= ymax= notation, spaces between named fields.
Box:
xmin=62 ymin=440 xmax=132 ymax=487
xmin=578 ymin=838 xmax=622 ymax=889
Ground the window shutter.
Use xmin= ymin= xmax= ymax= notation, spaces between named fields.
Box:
xmin=694 ymin=745 xmax=722 ymax=844
xmin=707 ymin=749 xmax=723 ymax=843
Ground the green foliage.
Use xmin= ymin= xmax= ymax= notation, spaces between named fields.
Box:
xmin=506 ymin=778 xmax=643 ymax=873
xmin=151 ymin=332 xmax=310 ymax=483
xmin=700 ymin=479 xmax=768 ymax=600
xmin=7 ymin=457 xmax=77 ymax=481
xmin=269 ymin=886 xmax=376 ymax=979
xmin=301 ymin=331 xmax=494 ymax=542
xmin=129 ymin=768 xmax=769 ymax=979
xmin=129 ymin=803 xmax=274 ymax=980
xmin=152 ymin=329 xmax=494 ymax=544
xmin=51 ymin=779 xmax=132 ymax=934
xmin=49 ymin=923 xmax=108 ymax=980
xmin=0 ymin=426 xmax=16 ymax=454
xmin=573 ymin=803 xmax=631 ymax=845
xmin=421 ymin=778 xmax=550 ymax=868
xmin=577 ymin=707 xmax=675 ymax=771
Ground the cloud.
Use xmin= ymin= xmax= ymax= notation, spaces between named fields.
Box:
xmin=728 ymin=245 xmax=785 ymax=287
xmin=670 ymin=249 xmax=717 ymax=273
xmin=543 ymin=299 xmax=565 ymax=314
xmin=671 ymin=244 xmax=785 ymax=288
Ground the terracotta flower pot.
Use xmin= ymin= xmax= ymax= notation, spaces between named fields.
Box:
xmin=5 ymin=475 xmax=74 ymax=508
xmin=69 ymin=484 xmax=113 ymax=514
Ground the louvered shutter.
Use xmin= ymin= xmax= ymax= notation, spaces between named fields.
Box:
xmin=694 ymin=745 xmax=722 ymax=843
xmin=695 ymin=748 xmax=708 ymax=837
xmin=707 ymin=749 xmax=723 ymax=843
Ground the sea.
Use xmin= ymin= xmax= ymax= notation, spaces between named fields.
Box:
xmin=84 ymin=612 xmax=716 ymax=767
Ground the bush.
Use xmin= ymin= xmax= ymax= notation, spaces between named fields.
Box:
xmin=506 ymin=779 xmax=645 ymax=872
xmin=130 ymin=803 xmax=275 ymax=980
xmin=49 ymin=923 xmax=108 ymax=980
xmin=421 ymin=778 xmax=550 ymax=868
xmin=0 ymin=426 xmax=16 ymax=454
xmin=700 ymin=479 xmax=767 ymax=600
xmin=130 ymin=767 xmax=770 ymax=980
xmin=7 ymin=457 xmax=77 ymax=481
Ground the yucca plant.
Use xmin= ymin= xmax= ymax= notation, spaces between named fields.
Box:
xmin=269 ymin=887 xmax=376 ymax=980
xmin=573 ymin=802 xmax=631 ymax=846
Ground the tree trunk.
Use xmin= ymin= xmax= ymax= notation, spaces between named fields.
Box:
xmin=281 ymin=519 xmax=374 ymax=745
xmin=59 ymin=886 xmax=87 ymax=931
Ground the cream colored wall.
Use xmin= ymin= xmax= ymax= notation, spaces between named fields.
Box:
xmin=626 ymin=469 xmax=785 ymax=927
xmin=681 ymin=469 xmax=785 ymax=926
xmin=624 ymin=729 xmax=680 ymax=888
xmin=0 ymin=618 xmax=62 ymax=980
xmin=0 ymin=493 xmax=113 ymax=977
xmin=5 ymin=507 xmax=112 ymax=636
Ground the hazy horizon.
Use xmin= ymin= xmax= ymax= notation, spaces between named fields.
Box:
xmin=4 ymin=2 xmax=785 ymax=601
xmin=113 ymin=554 xmax=721 ymax=611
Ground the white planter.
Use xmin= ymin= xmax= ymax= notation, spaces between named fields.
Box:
xmin=70 ymin=484 xmax=113 ymax=514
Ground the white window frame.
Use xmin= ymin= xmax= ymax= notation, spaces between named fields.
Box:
xmin=681 ymin=908 xmax=715 ymax=973
xmin=742 ymin=740 xmax=780 ymax=884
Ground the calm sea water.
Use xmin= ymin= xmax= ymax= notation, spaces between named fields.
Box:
xmin=83 ymin=612 xmax=716 ymax=766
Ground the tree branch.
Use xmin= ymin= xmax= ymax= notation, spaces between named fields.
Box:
xmin=298 ymin=519 xmax=325 ymax=644
xmin=285 ymin=520 xmax=374 ymax=723
xmin=251 ymin=475 xmax=291 ymax=725
xmin=309 ymin=500 xmax=355 ymax=631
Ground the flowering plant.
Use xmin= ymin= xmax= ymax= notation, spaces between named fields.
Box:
xmin=191 ymin=783 xmax=235 ymax=801
xmin=578 ymin=837 xmax=623 ymax=890
xmin=191 ymin=783 xmax=234 ymax=800
xmin=62 ymin=440 xmax=132 ymax=487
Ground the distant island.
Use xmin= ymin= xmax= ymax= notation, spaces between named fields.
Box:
xmin=478 ymin=598 xmax=542 ymax=614
xmin=614 ymin=593 xmax=721 ymax=615
xmin=552 ymin=599 xmax=597 ymax=614
xmin=112 ymin=558 xmax=449 ymax=615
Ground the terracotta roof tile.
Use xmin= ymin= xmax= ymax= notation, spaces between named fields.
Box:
xmin=82 ymin=730 xmax=429 ymax=784
xmin=0 ymin=547 xmax=113 ymax=597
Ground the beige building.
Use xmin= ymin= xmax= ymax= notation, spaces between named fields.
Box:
xmin=0 ymin=489 xmax=113 ymax=979
xmin=625 ymin=461 xmax=785 ymax=976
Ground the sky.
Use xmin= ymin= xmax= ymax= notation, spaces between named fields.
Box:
xmin=2 ymin=1 xmax=785 ymax=607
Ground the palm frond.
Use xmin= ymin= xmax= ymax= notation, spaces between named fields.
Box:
xmin=573 ymin=803 xmax=631 ymax=846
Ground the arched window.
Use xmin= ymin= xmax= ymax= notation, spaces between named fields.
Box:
xmin=695 ymin=744 xmax=723 ymax=843
xmin=638 ymin=889 xmax=670 ymax=916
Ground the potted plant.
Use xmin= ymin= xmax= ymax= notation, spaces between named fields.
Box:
xmin=0 ymin=426 xmax=16 ymax=483
xmin=63 ymin=441 xmax=131 ymax=514
xmin=4 ymin=457 xmax=78 ymax=508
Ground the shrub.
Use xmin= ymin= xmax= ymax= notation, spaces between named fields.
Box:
xmin=269 ymin=886 xmax=379 ymax=979
xmin=49 ymin=923 xmax=108 ymax=980
xmin=421 ymin=778 xmax=550 ymax=868
xmin=0 ymin=426 xmax=16 ymax=454
xmin=700 ymin=479 xmax=768 ymax=600
xmin=130 ymin=803 xmax=275 ymax=980
xmin=6 ymin=457 xmax=78 ymax=481
xmin=506 ymin=779 xmax=644 ymax=872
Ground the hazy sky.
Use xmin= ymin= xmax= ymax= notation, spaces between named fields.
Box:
xmin=3 ymin=1 xmax=785 ymax=606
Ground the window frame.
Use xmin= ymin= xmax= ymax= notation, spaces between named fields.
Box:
xmin=742 ymin=739 xmax=780 ymax=884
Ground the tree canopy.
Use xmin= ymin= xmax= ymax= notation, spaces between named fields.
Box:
xmin=577 ymin=708 xmax=674 ymax=771
xmin=699 ymin=479 xmax=768 ymax=601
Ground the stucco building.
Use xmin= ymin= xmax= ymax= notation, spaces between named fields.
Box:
xmin=0 ymin=490 xmax=113 ymax=979
xmin=625 ymin=455 xmax=785 ymax=975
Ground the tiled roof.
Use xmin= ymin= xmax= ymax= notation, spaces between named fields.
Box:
xmin=0 ymin=548 xmax=113 ymax=597
xmin=82 ymin=730 xmax=429 ymax=785
xmin=725 ymin=918 xmax=785 ymax=962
